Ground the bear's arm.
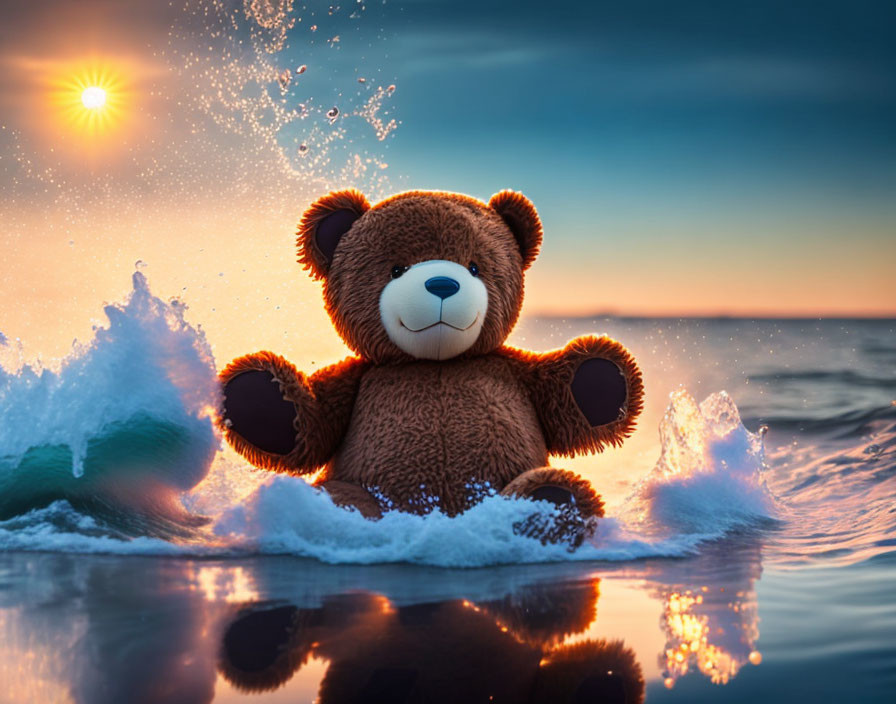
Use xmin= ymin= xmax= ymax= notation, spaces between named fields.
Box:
xmin=218 ymin=351 xmax=368 ymax=474
xmin=499 ymin=335 xmax=644 ymax=456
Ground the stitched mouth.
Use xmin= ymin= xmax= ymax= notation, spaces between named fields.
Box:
xmin=400 ymin=313 xmax=480 ymax=333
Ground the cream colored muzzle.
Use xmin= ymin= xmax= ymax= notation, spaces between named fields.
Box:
xmin=379 ymin=259 xmax=488 ymax=360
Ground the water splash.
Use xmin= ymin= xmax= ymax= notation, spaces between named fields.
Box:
xmin=166 ymin=0 xmax=396 ymax=194
xmin=622 ymin=390 xmax=779 ymax=537
xmin=0 ymin=273 xmax=218 ymax=518
xmin=357 ymin=84 xmax=399 ymax=141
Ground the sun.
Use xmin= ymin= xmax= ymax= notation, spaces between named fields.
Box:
xmin=81 ymin=86 xmax=107 ymax=110
xmin=48 ymin=61 xmax=130 ymax=137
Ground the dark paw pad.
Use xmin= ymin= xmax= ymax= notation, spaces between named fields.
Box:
xmin=529 ymin=485 xmax=575 ymax=507
xmin=223 ymin=371 xmax=297 ymax=455
xmin=571 ymin=358 xmax=627 ymax=426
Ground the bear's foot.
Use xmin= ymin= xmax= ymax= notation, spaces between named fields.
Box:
xmin=513 ymin=501 xmax=596 ymax=550
xmin=501 ymin=468 xmax=604 ymax=550
xmin=318 ymin=480 xmax=383 ymax=519
xmin=219 ymin=604 xmax=312 ymax=693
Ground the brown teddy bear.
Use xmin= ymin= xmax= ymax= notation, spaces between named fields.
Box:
xmin=218 ymin=580 xmax=645 ymax=703
xmin=219 ymin=189 xmax=644 ymax=546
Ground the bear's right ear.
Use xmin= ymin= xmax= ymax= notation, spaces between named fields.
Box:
xmin=297 ymin=189 xmax=370 ymax=280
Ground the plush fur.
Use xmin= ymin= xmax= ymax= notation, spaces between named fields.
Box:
xmin=220 ymin=189 xmax=644 ymax=542
xmin=218 ymin=581 xmax=644 ymax=703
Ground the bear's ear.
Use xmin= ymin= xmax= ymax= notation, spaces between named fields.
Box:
xmin=297 ymin=189 xmax=371 ymax=279
xmin=489 ymin=190 xmax=543 ymax=270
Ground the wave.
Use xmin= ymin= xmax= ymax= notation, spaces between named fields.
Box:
xmin=0 ymin=271 xmax=219 ymax=525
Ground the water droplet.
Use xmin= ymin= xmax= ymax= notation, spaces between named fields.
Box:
xmin=278 ymin=68 xmax=291 ymax=90
xmin=387 ymin=84 xmax=396 ymax=93
xmin=297 ymin=143 xmax=308 ymax=155
xmin=758 ymin=425 xmax=769 ymax=436
xmin=134 ymin=259 xmax=147 ymax=270
xmin=326 ymin=106 xmax=339 ymax=121
xmin=296 ymin=64 xmax=307 ymax=74
xmin=864 ymin=444 xmax=883 ymax=457
xmin=357 ymin=77 xmax=366 ymax=83
xmin=309 ymin=24 xmax=318 ymax=32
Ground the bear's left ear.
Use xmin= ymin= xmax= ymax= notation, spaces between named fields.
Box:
xmin=489 ymin=190 xmax=543 ymax=270
xmin=296 ymin=189 xmax=371 ymax=280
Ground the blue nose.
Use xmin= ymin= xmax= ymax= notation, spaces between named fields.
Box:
xmin=425 ymin=276 xmax=460 ymax=300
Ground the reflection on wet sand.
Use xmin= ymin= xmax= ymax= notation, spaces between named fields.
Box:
xmin=0 ymin=537 xmax=766 ymax=702
xmin=218 ymin=581 xmax=644 ymax=703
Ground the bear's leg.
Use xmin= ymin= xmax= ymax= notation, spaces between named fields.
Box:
xmin=501 ymin=467 xmax=604 ymax=549
xmin=317 ymin=480 xmax=383 ymax=519
xmin=219 ymin=604 xmax=313 ymax=693
xmin=531 ymin=639 xmax=645 ymax=704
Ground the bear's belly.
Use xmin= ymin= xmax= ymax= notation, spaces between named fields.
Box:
xmin=327 ymin=356 xmax=548 ymax=515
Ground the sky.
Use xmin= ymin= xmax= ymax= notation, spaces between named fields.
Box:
xmin=0 ymin=0 xmax=894 ymax=364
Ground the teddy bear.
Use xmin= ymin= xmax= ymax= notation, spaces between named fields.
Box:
xmin=219 ymin=189 xmax=644 ymax=546
xmin=217 ymin=580 xmax=645 ymax=703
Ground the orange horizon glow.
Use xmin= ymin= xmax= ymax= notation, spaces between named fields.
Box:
xmin=522 ymin=248 xmax=895 ymax=320
xmin=1 ymin=198 xmax=892 ymax=372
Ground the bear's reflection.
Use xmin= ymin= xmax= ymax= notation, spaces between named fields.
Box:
xmin=219 ymin=580 xmax=644 ymax=703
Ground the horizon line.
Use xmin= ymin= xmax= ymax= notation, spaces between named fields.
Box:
xmin=524 ymin=310 xmax=895 ymax=321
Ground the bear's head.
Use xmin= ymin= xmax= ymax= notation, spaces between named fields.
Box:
xmin=297 ymin=189 xmax=542 ymax=363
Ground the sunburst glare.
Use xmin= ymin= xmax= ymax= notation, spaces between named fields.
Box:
xmin=49 ymin=62 xmax=129 ymax=137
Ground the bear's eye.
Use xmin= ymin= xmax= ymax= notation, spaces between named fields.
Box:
xmin=468 ymin=262 xmax=480 ymax=277
xmin=391 ymin=265 xmax=410 ymax=279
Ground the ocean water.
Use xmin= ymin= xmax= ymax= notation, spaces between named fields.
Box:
xmin=0 ymin=275 xmax=894 ymax=702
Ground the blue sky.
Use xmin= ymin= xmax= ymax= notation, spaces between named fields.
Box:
xmin=359 ymin=0 xmax=896 ymax=313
